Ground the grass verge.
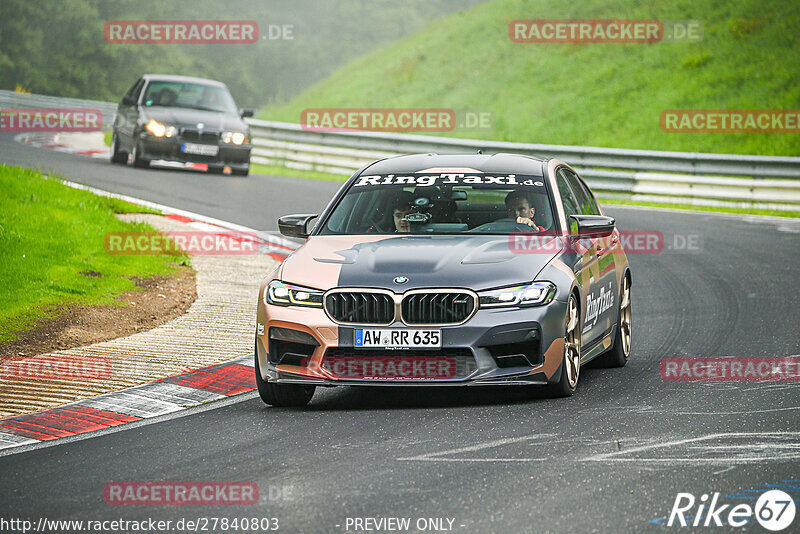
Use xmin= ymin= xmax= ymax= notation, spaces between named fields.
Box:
xmin=261 ymin=0 xmax=800 ymax=156
xmin=598 ymin=198 xmax=800 ymax=219
xmin=0 ymin=164 xmax=188 ymax=342
xmin=251 ymin=162 xmax=349 ymax=182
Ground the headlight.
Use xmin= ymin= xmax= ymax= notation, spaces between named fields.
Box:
xmin=478 ymin=282 xmax=556 ymax=308
xmin=266 ymin=280 xmax=323 ymax=307
xmin=222 ymin=131 xmax=247 ymax=145
xmin=144 ymin=119 xmax=177 ymax=138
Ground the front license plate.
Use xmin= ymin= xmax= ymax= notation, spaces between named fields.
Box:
xmin=354 ymin=329 xmax=441 ymax=349
xmin=181 ymin=142 xmax=219 ymax=156
xmin=324 ymin=356 xmax=456 ymax=380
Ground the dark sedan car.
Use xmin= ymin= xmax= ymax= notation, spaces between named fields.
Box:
xmin=254 ymin=153 xmax=633 ymax=406
xmin=111 ymin=74 xmax=253 ymax=175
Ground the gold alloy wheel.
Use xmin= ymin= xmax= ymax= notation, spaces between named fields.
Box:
xmin=564 ymin=295 xmax=580 ymax=389
xmin=619 ymin=277 xmax=632 ymax=357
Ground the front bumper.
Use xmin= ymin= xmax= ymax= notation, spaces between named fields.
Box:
xmin=255 ymin=297 xmax=568 ymax=387
xmin=139 ymin=133 xmax=251 ymax=170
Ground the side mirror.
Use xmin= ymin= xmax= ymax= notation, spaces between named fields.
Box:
xmin=569 ymin=215 xmax=615 ymax=238
xmin=121 ymin=95 xmax=136 ymax=106
xmin=278 ymin=214 xmax=318 ymax=239
xmin=240 ymin=109 xmax=255 ymax=118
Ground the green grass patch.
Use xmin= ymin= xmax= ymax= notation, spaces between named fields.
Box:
xmin=0 ymin=165 xmax=188 ymax=342
xmin=598 ymin=198 xmax=800 ymax=218
xmin=251 ymin=162 xmax=349 ymax=182
xmin=261 ymin=0 xmax=800 ymax=156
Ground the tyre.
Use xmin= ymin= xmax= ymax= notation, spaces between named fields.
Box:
xmin=254 ymin=342 xmax=315 ymax=407
xmin=110 ymin=132 xmax=127 ymax=164
xmin=547 ymin=293 xmax=581 ymax=397
xmin=131 ymin=140 xmax=149 ymax=168
xmin=594 ymin=275 xmax=632 ymax=368
xmin=232 ymin=166 xmax=249 ymax=177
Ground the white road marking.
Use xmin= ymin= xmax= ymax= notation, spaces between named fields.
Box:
xmin=0 ymin=432 xmax=38 ymax=450
xmin=397 ymin=434 xmax=557 ymax=462
xmin=77 ymin=391 xmax=184 ymax=418
xmin=582 ymin=432 xmax=800 ymax=464
xmin=713 ymin=466 xmax=736 ymax=475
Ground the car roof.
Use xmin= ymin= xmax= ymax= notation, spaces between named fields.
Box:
xmin=141 ymin=74 xmax=227 ymax=87
xmin=361 ymin=153 xmax=546 ymax=176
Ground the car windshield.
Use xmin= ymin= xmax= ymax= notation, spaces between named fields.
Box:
xmin=141 ymin=81 xmax=238 ymax=113
xmin=319 ymin=172 xmax=556 ymax=235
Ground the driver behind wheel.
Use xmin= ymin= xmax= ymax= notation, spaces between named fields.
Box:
xmin=505 ymin=190 xmax=544 ymax=232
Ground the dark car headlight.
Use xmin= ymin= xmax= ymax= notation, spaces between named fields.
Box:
xmin=144 ymin=119 xmax=177 ymax=138
xmin=266 ymin=280 xmax=323 ymax=307
xmin=478 ymin=282 xmax=556 ymax=308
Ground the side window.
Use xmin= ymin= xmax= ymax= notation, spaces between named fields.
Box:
xmin=123 ymin=79 xmax=143 ymax=104
xmin=564 ymin=169 xmax=600 ymax=215
xmin=556 ymin=169 xmax=581 ymax=224
xmin=132 ymin=79 xmax=145 ymax=102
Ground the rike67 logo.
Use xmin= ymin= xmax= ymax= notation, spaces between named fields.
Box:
xmin=666 ymin=490 xmax=796 ymax=530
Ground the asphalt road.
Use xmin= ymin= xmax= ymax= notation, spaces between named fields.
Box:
xmin=1 ymin=135 xmax=799 ymax=533
xmin=0 ymin=132 xmax=343 ymax=231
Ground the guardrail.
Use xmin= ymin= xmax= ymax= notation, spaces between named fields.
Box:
xmin=247 ymin=119 xmax=800 ymax=211
xmin=3 ymin=90 xmax=799 ymax=210
xmin=0 ymin=90 xmax=118 ymax=131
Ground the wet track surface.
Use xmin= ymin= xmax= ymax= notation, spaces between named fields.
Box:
xmin=1 ymin=133 xmax=799 ymax=532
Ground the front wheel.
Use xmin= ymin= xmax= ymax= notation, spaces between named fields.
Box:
xmin=110 ymin=132 xmax=127 ymax=164
xmin=547 ymin=294 xmax=581 ymax=397
xmin=255 ymin=343 xmax=315 ymax=407
xmin=131 ymin=140 xmax=149 ymax=168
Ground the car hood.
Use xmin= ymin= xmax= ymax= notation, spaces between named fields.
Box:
xmin=281 ymin=234 xmax=559 ymax=291
xmin=141 ymin=107 xmax=245 ymax=131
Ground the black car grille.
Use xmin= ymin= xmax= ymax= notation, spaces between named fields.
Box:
xmin=325 ymin=292 xmax=395 ymax=324
xmin=181 ymin=129 xmax=219 ymax=143
xmin=401 ymin=292 xmax=475 ymax=325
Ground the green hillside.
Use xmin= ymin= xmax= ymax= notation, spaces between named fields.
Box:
xmin=261 ymin=0 xmax=800 ymax=156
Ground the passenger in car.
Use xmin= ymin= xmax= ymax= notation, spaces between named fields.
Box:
xmin=391 ymin=191 xmax=417 ymax=233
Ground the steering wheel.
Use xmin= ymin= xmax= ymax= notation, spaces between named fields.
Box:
xmin=469 ymin=218 xmax=538 ymax=233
